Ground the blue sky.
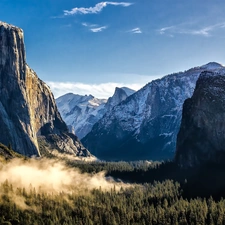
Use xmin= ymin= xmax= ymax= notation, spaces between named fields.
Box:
xmin=1 ymin=0 xmax=225 ymax=98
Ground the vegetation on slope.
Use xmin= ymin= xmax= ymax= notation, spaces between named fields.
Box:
xmin=0 ymin=143 xmax=24 ymax=161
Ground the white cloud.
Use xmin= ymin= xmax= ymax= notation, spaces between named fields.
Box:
xmin=46 ymin=81 xmax=152 ymax=99
xmin=82 ymin=22 xmax=88 ymax=27
xmin=159 ymin=26 xmax=175 ymax=35
xmin=90 ymin=26 xmax=107 ymax=32
xmin=129 ymin=27 xmax=142 ymax=34
xmin=64 ymin=2 xmax=133 ymax=15
xmin=81 ymin=23 xmax=107 ymax=32
xmin=82 ymin=22 xmax=98 ymax=27
xmin=158 ymin=22 xmax=225 ymax=37
xmin=180 ymin=27 xmax=212 ymax=37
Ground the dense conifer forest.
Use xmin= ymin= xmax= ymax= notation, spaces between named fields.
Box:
xmin=1 ymin=178 xmax=225 ymax=225
xmin=1 ymin=151 xmax=225 ymax=225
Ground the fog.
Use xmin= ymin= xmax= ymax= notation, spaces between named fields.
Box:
xmin=0 ymin=158 xmax=128 ymax=194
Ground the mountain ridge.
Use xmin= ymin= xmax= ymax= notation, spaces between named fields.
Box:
xmin=56 ymin=86 xmax=135 ymax=139
xmin=82 ymin=62 xmax=225 ymax=161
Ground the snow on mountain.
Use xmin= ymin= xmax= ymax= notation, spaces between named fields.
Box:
xmin=105 ymin=87 xmax=135 ymax=111
xmin=199 ymin=62 xmax=224 ymax=70
xmin=56 ymin=94 xmax=107 ymax=139
xmin=56 ymin=87 xmax=135 ymax=139
xmin=121 ymin=87 xmax=136 ymax=96
xmin=82 ymin=62 xmax=225 ymax=161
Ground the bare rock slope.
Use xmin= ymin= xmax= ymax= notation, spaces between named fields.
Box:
xmin=0 ymin=21 xmax=91 ymax=157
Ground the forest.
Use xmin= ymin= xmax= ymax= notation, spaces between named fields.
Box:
xmin=1 ymin=146 xmax=225 ymax=224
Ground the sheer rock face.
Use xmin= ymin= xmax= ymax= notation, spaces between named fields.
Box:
xmin=0 ymin=22 xmax=91 ymax=157
xmin=175 ymin=70 xmax=225 ymax=167
xmin=105 ymin=87 xmax=135 ymax=111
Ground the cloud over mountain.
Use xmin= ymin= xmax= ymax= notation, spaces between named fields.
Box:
xmin=47 ymin=81 xmax=145 ymax=99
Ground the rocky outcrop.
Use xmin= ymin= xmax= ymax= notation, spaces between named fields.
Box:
xmin=82 ymin=63 xmax=225 ymax=161
xmin=105 ymin=87 xmax=135 ymax=111
xmin=56 ymin=87 xmax=135 ymax=139
xmin=175 ymin=70 xmax=225 ymax=167
xmin=0 ymin=21 xmax=91 ymax=157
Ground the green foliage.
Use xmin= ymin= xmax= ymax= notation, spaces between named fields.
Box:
xmin=66 ymin=160 xmax=159 ymax=174
xmin=1 ymin=159 xmax=225 ymax=224
xmin=0 ymin=178 xmax=225 ymax=225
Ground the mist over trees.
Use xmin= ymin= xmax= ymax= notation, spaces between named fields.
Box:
xmin=1 ymin=178 xmax=225 ymax=225
xmin=1 ymin=155 xmax=225 ymax=225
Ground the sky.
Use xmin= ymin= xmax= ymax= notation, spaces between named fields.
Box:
xmin=1 ymin=0 xmax=225 ymax=98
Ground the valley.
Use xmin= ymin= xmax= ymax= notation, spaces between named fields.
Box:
xmin=1 ymin=20 xmax=225 ymax=225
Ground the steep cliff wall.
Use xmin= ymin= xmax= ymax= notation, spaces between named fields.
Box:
xmin=175 ymin=70 xmax=225 ymax=167
xmin=0 ymin=22 xmax=39 ymax=156
xmin=0 ymin=21 xmax=91 ymax=157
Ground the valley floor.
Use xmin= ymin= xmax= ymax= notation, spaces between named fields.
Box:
xmin=1 ymin=158 xmax=225 ymax=225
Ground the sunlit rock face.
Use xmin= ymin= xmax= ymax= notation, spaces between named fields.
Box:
xmin=0 ymin=21 xmax=91 ymax=157
xmin=176 ymin=70 xmax=225 ymax=167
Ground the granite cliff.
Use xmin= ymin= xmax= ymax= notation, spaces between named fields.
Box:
xmin=176 ymin=69 xmax=225 ymax=167
xmin=0 ymin=21 xmax=90 ymax=157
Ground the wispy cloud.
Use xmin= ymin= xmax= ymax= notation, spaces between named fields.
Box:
xmin=82 ymin=22 xmax=107 ymax=32
xmin=46 ymin=81 xmax=149 ymax=99
xmin=158 ymin=22 xmax=225 ymax=37
xmin=64 ymin=2 xmax=133 ymax=16
xmin=158 ymin=26 xmax=175 ymax=35
xmin=129 ymin=27 xmax=142 ymax=34
xmin=82 ymin=22 xmax=89 ymax=27
xmin=90 ymin=26 xmax=107 ymax=33
xmin=82 ymin=22 xmax=95 ymax=27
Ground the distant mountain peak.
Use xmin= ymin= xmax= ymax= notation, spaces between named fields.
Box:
xmin=56 ymin=93 xmax=107 ymax=139
xmin=120 ymin=87 xmax=136 ymax=96
xmin=56 ymin=87 xmax=135 ymax=139
xmin=200 ymin=62 xmax=224 ymax=70
xmin=113 ymin=87 xmax=135 ymax=98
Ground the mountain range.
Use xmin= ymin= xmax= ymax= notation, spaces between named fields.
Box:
xmin=1 ymin=21 xmax=225 ymax=166
xmin=56 ymin=87 xmax=135 ymax=139
xmin=81 ymin=62 xmax=225 ymax=161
